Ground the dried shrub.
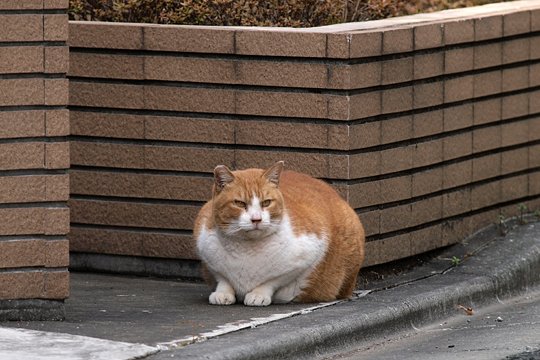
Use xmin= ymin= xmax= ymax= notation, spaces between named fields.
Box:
xmin=69 ymin=0 xmax=512 ymax=27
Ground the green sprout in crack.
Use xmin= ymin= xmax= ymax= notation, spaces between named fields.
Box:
xmin=451 ymin=256 xmax=461 ymax=267
xmin=517 ymin=203 xmax=528 ymax=225
xmin=535 ymin=209 xmax=540 ymax=219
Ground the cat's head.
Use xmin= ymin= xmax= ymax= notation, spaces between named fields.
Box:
xmin=211 ymin=161 xmax=285 ymax=240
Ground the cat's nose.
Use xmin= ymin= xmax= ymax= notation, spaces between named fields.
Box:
xmin=251 ymin=214 xmax=262 ymax=223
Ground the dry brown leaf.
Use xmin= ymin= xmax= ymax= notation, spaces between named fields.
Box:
xmin=457 ymin=304 xmax=474 ymax=316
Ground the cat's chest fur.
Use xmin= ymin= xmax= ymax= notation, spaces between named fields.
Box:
xmin=197 ymin=214 xmax=327 ymax=301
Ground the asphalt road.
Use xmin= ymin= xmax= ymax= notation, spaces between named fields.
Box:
xmin=324 ymin=288 xmax=540 ymax=360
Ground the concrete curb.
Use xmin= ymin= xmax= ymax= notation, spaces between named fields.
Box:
xmin=151 ymin=220 xmax=540 ymax=360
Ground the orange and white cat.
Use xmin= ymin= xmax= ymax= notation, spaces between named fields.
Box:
xmin=194 ymin=161 xmax=365 ymax=306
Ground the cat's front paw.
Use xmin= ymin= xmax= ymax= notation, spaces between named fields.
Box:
xmin=209 ymin=291 xmax=236 ymax=305
xmin=244 ymin=291 xmax=272 ymax=306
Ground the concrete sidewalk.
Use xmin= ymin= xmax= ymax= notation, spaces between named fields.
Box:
xmin=1 ymin=218 xmax=539 ymax=360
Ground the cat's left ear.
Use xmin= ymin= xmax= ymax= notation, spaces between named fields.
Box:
xmin=263 ymin=161 xmax=284 ymax=187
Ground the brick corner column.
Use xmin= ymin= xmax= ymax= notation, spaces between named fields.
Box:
xmin=0 ymin=0 xmax=69 ymax=321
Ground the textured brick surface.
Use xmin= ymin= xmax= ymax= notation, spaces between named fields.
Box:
xmin=69 ymin=227 xmax=198 ymax=259
xmin=70 ymin=53 xmax=144 ymax=80
xmin=0 ymin=207 xmax=69 ymax=236
xmin=65 ymin=4 xmax=540 ymax=271
xmin=0 ymin=111 xmax=45 ymax=139
xmin=347 ymin=31 xmax=383 ymax=58
xmin=145 ymin=25 xmax=234 ymax=54
xmin=412 ymin=168 xmax=443 ymax=197
xmin=0 ymin=47 xmax=43 ymax=74
xmin=382 ymin=27 xmax=413 ymax=54
xmin=414 ymin=81 xmax=444 ymax=109
xmin=348 ymin=181 xmax=380 ymax=208
xmin=503 ymin=38 xmax=530 ymax=64
xmin=501 ymin=120 xmax=529 ymax=147
xmin=445 ymin=75 xmax=473 ymax=103
xmin=445 ymin=47 xmax=474 ymax=74
xmin=475 ymin=15 xmax=503 ymax=41
xmin=413 ymin=139 xmax=443 ymax=167
xmin=443 ymin=160 xmax=472 ymax=189
xmin=71 ymin=170 xmax=212 ymax=202
xmin=44 ymin=14 xmax=68 ymax=41
xmin=443 ymin=189 xmax=471 ymax=217
xmin=44 ymin=0 xmax=69 ymax=9
xmin=444 ymin=19 xmax=475 ymax=44
xmin=0 ymin=2 xmax=70 ymax=307
xmin=410 ymin=224 xmax=442 ymax=255
xmin=444 ymin=103 xmax=473 ymax=131
xmin=70 ymin=199 xmax=200 ymax=231
xmin=380 ymin=204 xmax=411 ymax=233
xmin=0 ymin=272 xmax=43 ymax=300
xmin=70 ymin=82 xmax=144 ymax=109
xmin=504 ymin=11 xmax=531 ymax=36
xmin=414 ymin=52 xmax=444 ymax=79
xmin=415 ymin=23 xmax=443 ymax=50
xmin=501 ymin=147 xmax=529 ymax=175
xmin=501 ymin=174 xmax=529 ymax=201
xmin=381 ymin=116 xmax=412 ymax=144
xmin=410 ymin=196 xmax=442 ymax=227
xmin=473 ymin=153 xmax=501 ymax=181
xmin=44 ymin=79 xmax=69 ymax=106
xmin=71 ymin=111 xmax=146 ymax=139
xmin=474 ymin=70 xmax=502 ymax=97
xmin=502 ymin=66 xmax=529 ymax=92
xmin=236 ymin=30 xmax=326 ymax=57
xmin=46 ymin=110 xmax=69 ymax=137
xmin=379 ymin=175 xmax=411 ymax=204
xmin=382 ymin=86 xmax=413 ymax=114
xmin=442 ymin=217 xmax=471 ymax=246
xmin=474 ymin=98 xmax=501 ymax=125
xmin=0 ymin=175 xmax=68 ymax=203
xmin=0 ymin=15 xmax=43 ymax=42
xmin=0 ymin=142 xmax=45 ymax=171
xmin=380 ymin=146 xmax=413 ymax=174
xmin=43 ymin=271 xmax=70 ymax=299
xmin=382 ymin=58 xmax=413 ymax=85
xmin=413 ymin=110 xmax=444 ymax=137
xmin=0 ymin=79 xmax=44 ymax=106
xmin=0 ymin=1 xmax=43 ymax=10
xmin=444 ymin=132 xmax=473 ymax=160
xmin=376 ymin=234 xmax=412 ymax=264
xmin=474 ymin=43 xmax=502 ymax=69
xmin=69 ymin=22 xmax=143 ymax=50
xmin=473 ymin=126 xmax=501 ymax=153
xmin=502 ymin=93 xmax=529 ymax=120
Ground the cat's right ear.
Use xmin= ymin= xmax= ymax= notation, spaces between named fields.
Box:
xmin=214 ymin=165 xmax=235 ymax=193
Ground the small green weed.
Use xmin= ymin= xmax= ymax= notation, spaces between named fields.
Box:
xmin=517 ymin=203 xmax=528 ymax=225
xmin=451 ymin=256 xmax=461 ymax=267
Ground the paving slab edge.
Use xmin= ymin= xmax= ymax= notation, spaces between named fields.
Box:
xmin=152 ymin=221 xmax=540 ymax=360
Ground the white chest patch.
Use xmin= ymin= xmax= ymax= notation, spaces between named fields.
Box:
xmin=197 ymin=214 xmax=327 ymax=302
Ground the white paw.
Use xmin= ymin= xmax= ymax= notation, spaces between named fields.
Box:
xmin=209 ymin=291 xmax=236 ymax=305
xmin=244 ymin=292 xmax=272 ymax=307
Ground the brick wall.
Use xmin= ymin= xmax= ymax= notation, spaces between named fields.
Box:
xmin=0 ymin=0 xmax=70 ymax=320
xmin=68 ymin=1 xmax=540 ymax=277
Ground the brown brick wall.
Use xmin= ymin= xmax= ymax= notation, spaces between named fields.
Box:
xmin=68 ymin=1 xmax=540 ymax=272
xmin=0 ymin=0 xmax=69 ymax=318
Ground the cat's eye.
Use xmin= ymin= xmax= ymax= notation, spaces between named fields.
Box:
xmin=261 ymin=199 xmax=272 ymax=207
xmin=233 ymin=200 xmax=247 ymax=209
